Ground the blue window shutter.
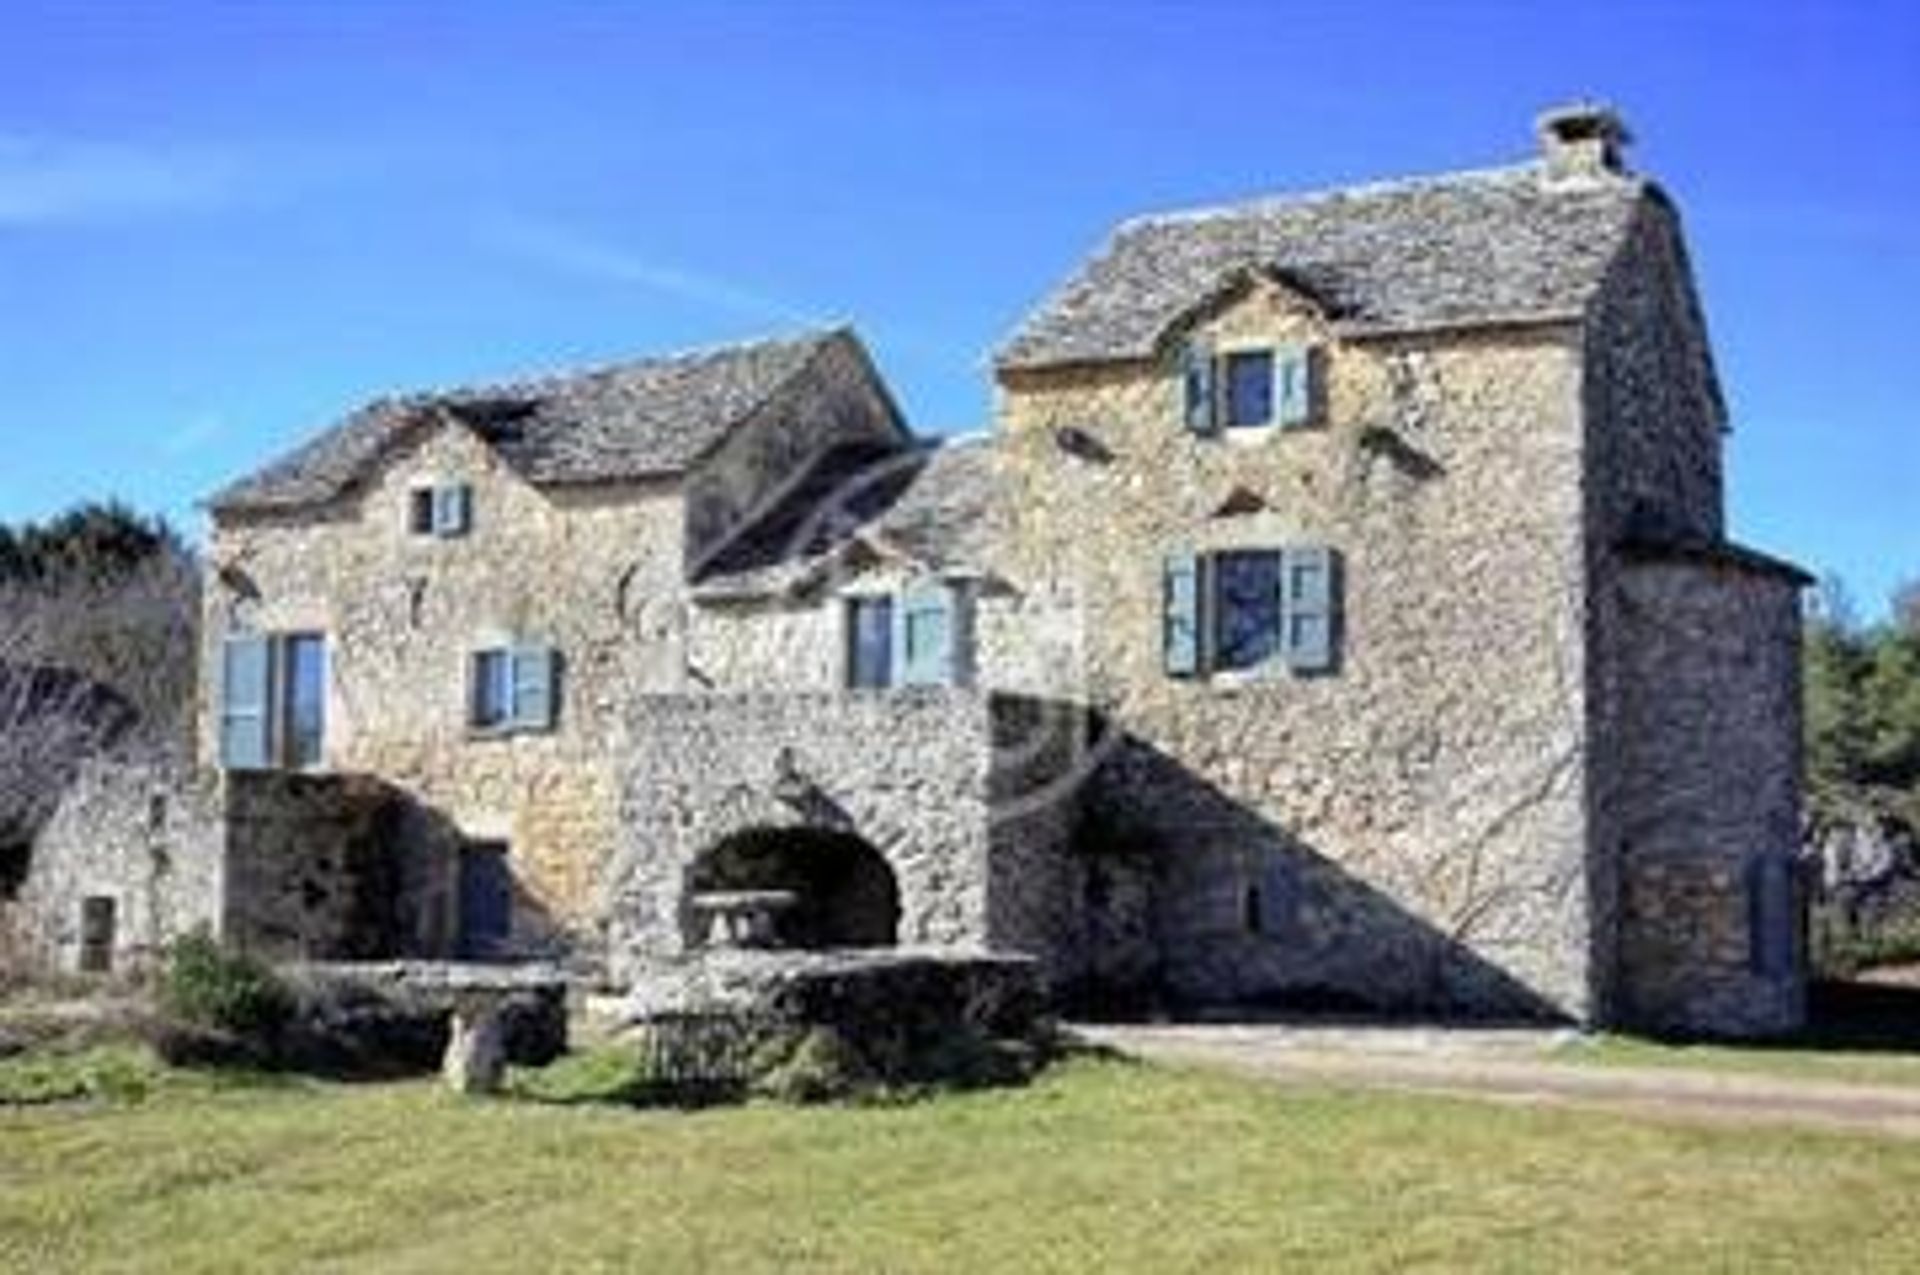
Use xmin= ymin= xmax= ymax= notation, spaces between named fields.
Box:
xmin=433 ymin=484 xmax=471 ymax=537
xmin=1749 ymin=856 xmax=1797 ymax=977
xmin=1183 ymin=341 xmax=1218 ymax=435
xmin=898 ymin=586 xmax=954 ymax=686
xmin=510 ymin=645 xmax=556 ymax=730
xmin=1276 ymin=344 xmax=1315 ymax=428
xmin=1163 ymin=552 xmax=1202 ymax=677
xmin=219 ymin=634 xmax=272 ymax=769
xmin=1282 ymin=546 xmax=1337 ymax=673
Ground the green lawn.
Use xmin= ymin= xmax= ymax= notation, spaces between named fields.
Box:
xmin=1564 ymin=1033 xmax=1920 ymax=1087
xmin=6 ymin=1054 xmax=1920 ymax=1274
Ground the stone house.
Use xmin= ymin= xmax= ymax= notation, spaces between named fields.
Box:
xmin=19 ymin=105 xmax=1809 ymax=1037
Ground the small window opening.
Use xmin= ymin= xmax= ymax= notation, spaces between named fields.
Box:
xmin=408 ymin=488 xmax=436 ymax=535
xmin=0 ymin=842 xmax=29 ymax=901
xmin=1244 ymin=883 xmax=1264 ymax=935
xmin=80 ymin=896 xmax=116 ymax=973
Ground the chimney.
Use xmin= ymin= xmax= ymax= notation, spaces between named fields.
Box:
xmin=1535 ymin=102 xmax=1632 ymax=181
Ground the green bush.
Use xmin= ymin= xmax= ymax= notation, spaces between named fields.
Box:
xmin=160 ymin=931 xmax=291 ymax=1044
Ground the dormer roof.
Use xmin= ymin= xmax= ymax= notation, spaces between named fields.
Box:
xmin=995 ymin=162 xmax=1651 ymax=372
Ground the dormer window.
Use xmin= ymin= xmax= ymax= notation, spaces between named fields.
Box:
xmin=409 ymin=483 xmax=472 ymax=538
xmin=1183 ymin=342 xmax=1319 ymax=434
xmin=1223 ymin=350 xmax=1274 ymax=428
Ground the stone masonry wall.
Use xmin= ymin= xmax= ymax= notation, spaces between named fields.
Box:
xmin=14 ymin=756 xmax=222 ymax=975
xmin=684 ymin=336 xmax=907 ymax=571
xmin=605 ymin=690 xmax=1079 ymax=986
xmin=205 ymin=423 xmax=689 ymax=948
xmin=1613 ymin=557 xmax=1805 ymax=1036
xmin=994 ymin=277 xmax=1596 ymax=1018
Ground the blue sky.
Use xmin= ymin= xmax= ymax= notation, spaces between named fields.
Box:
xmin=2 ymin=1 xmax=1914 ymax=614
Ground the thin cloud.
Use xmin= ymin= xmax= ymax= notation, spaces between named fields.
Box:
xmin=158 ymin=412 xmax=225 ymax=458
xmin=0 ymin=135 xmax=240 ymax=226
xmin=481 ymin=216 xmax=829 ymax=329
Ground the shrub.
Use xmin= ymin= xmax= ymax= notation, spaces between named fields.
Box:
xmin=159 ymin=931 xmax=291 ymax=1047
xmin=751 ymin=1026 xmax=873 ymax=1104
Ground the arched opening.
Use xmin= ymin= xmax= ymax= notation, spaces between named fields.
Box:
xmin=683 ymin=826 xmax=900 ymax=951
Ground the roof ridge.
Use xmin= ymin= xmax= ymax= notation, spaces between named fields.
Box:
xmin=1115 ymin=160 xmax=1638 ymax=234
xmin=369 ymin=325 xmax=849 ymax=410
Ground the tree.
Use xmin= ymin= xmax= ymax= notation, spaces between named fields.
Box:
xmin=0 ymin=504 xmax=199 ymax=857
xmin=1804 ymin=582 xmax=1872 ymax=795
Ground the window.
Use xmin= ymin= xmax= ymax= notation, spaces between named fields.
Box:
xmin=1748 ymin=855 xmax=1800 ymax=978
xmin=409 ymin=483 xmax=471 ymax=538
xmin=1182 ymin=342 xmax=1318 ymax=434
xmin=1213 ymin=550 xmax=1284 ymax=671
xmin=458 ymin=841 xmax=513 ymax=960
xmin=846 ymin=597 xmax=894 ymax=689
xmin=1223 ymin=351 xmax=1274 ymax=428
xmin=842 ymin=585 xmax=972 ymax=690
xmin=471 ymin=649 xmax=513 ymax=730
xmin=281 ymin=634 xmax=326 ymax=768
xmin=1163 ymin=546 xmax=1339 ymax=679
xmin=470 ymin=645 xmax=557 ymax=734
xmin=219 ymin=632 xmax=327 ymax=770
xmin=79 ymin=896 xmax=115 ymax=973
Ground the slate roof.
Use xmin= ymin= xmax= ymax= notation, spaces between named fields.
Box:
xmin=996 ymin=163 xmax=1650 ymax=371
xmin=694 ymin=437 xmax=1001 ymax=599
xmin=208 ymin=328 xmax=852 ymax=515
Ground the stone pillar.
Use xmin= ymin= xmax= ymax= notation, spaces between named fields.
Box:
xmin=442 ymin=992 xmax=507 ymax=1094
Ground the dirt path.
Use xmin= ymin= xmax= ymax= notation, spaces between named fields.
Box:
xmin=1074 ymin=1023 xmax=1920 ymax=1139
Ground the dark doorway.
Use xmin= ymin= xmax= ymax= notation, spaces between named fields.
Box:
xmin=79 ymin=896 xmax=116 ymax=973
xmin=685 ymin=827 xmax=900 ymax=950
xmin=458 ymin=841 xmax=513 ymax=960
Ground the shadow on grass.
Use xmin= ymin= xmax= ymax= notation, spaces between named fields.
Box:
xmin=1794 ymin=979 xmax=1920 ymax=1054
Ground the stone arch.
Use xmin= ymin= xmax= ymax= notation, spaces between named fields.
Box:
xmin=681 ymin=825 xmax=900 ymax=951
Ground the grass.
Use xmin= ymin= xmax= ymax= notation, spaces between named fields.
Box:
xmin=1563 ymin=1033 xmax=1920 ymax=1087
xmin=8 ymin=1055 xmax=1920 ymax=1273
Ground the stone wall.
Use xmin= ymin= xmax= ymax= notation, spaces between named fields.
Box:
xmin=684 ymin=336 xmax=908 ymax=571
xmin=993 ymin=277 xmax=1596 ymax=1019
xmin=1583 ymin=196 xmax=1726 ymax=546
xmin=12 ymin=755 xmax=222 ymax=975
xmin=605 ymin=690 xmax=1082 ymax=986
xmin=220 ymin=771 xmax=449 ymax=962
xmin=206 ymin=423 xmax=689 ymax=942
xmin=1612 ymin=554 xmax=1806 ymax=1035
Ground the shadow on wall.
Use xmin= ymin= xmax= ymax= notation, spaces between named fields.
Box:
xmin=679 ymin=825 xmax=902 ymax=950
xmin=224 ymin=774 xmax=565 ymax=966
xmin=1066 ymin=726 xmax=1568 ymax=1024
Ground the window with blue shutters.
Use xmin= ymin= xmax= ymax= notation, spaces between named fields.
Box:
xmin=470 ymin=644 xmax=558 ymax=733
xmin=219 ymin=631 xmax=327 ymax=770
xmin=1163 ymin=546 xmax=1341 ymax=680
xmin=844 ymin=584 xmax=971 ymax=689
xmin=1181 ymin=342 xmax=1319 ymax=436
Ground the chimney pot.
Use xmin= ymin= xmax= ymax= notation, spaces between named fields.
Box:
xmin=1536 ymin=101 xmax=1633 ymax=180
